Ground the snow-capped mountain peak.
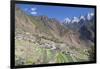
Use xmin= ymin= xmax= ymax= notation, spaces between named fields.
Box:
xmin=80 ymin=15 xmax=85 ymax=20
xmin=63 ymin=12 xmax=94 ymax=25
xmin=71 ymin=16 xmax=80 ymax=23
xmin=87 ymin=13 xmax=94 ymax=20
xmin=90 ymin=13 xmax=94 ymax=16
xmin=64 ymin=17 xmax=71 ymax=24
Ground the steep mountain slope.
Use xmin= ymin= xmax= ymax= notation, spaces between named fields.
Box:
xmin=15 ymin=6 xmax=63 ymax=42
xmin=79 ymin=18 xmax=95 ymax=43
xmin=63 ymin=13 xmax=95 ymax=45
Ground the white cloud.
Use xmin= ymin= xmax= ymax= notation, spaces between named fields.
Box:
xmin=31 ymin=7 xmax=37 ymax=11
xmin=30 ymin=7 xmax=37 ymax=15
xmin=31 ymin=11 xmax=37 ymax=15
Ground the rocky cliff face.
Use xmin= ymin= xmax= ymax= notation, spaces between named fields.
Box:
xmin=15 ymin=6 xmax=95 ymax=65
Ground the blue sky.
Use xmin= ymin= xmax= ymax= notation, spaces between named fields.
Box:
xmin=16 ymin=4 xmax=94 ymax=22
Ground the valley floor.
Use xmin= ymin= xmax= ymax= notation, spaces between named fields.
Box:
xmin=15 ymin=32 xmax=90 ymax=66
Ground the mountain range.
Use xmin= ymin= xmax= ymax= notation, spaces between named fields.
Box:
xmin=63 ymin=13 xmax=94 ymax=24
xmin=63 ymin=13 xmax=94 ymax=29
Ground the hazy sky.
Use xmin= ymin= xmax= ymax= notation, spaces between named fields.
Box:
xmin=16 ymin=4 xmax=94 ymax=22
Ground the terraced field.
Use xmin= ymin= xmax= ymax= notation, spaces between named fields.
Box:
xmin=15 ymin=33 xmax=90 ymax=65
